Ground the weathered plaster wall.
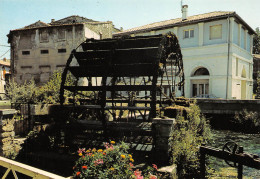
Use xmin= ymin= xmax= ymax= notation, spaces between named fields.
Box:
xmin=10 ymin=24 xmax=97 ymax=84
xmin=85 ymin=22 xmax=113 ymax=39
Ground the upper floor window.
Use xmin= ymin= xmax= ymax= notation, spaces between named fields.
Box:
xmin=22 ymin=51 xmax=30 ymax=55
xmin=184 ymin=29 xmax=194 ymax=38
xmin=58 ymin=29 xmax=66 ymax=40
xmin=40 ymin=30 xmax=49 ymax=42
xmin=210 ymin=24 xmax=222 ymax=40
xmin=58 ymin=48 xmax=66 ymax=53
xmin=41 ymin=50 xmax=49 ymax=54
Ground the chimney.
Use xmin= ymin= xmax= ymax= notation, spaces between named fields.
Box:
xmin=51 ymin=19 xmax=55 ymax=23
xmin=182 ymin=5 xmax=188 ymax=20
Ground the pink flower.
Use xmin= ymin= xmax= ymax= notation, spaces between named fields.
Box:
xmin=94 ymin=159 xmax=104 ymax=166
xmin=134 ymin=170 xmax=143 ymax=179
xmin=152 ymin=164 xmax=158 ymax=171
xmin=77 ymin=148 xmax=85 ymax=154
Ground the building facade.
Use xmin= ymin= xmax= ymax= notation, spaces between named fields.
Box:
xmin=8 ymin=15 xmax=119 ymax=85
xmin=113 ymin=6 xmax=255 ymax=99
xmin=0 ymin=58 xmax=10 ymax=98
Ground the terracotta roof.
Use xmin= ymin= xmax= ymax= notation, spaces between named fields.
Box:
xmin=10 ymin=15 xmax=111 ymax=32
xmin=114 ymin=11 xmax=255 ymax=36
xmin=0 ymin=60 xmax=10 ymax=66
xmin=21 ymin=20 xmax=50 ymax=30
xmin=49 ymin=15 xmax=97 ymax=25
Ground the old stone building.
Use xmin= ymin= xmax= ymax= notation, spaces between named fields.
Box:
xmin=7 ymin=15 xmax=119 ymax=85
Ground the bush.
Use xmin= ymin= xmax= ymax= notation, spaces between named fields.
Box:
xmin=233 ymin=109 xmax=260 ymax=133
xmin=6 ymin=79 xmax=38 ymax=104
xmin=6 ymin=70 xmax=76 ymax=105
xmin=73 ymin=141 xmax=160 ymax=179
xmin=36 ymin=70 xmax=75 ymax=104
xmin=169 ymin=104 xmax=211 ymax=178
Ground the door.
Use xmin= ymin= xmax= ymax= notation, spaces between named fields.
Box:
xmin=241 ymin=80 xmax=246 ymax=99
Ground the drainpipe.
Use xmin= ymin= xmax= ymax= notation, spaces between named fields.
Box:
xmin=226 ymin=15 xmax=230 ymax=99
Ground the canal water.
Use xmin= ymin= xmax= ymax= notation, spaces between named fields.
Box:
xmin=210 ymin=129 xmax=260 ymax=178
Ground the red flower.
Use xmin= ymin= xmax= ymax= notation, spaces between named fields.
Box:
xmin=82 ymin=166 xmax=87 ymax=170
xmin=149 ymin=175 xmax=157 ymax=179
xmin=129 ymin=163 xmax=134 ymax=167
xmin=76 ymin=171 xmax=81 ymax=176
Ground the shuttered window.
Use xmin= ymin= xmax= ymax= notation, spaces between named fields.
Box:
xmin=210 ymin=24 xmax=222 ymax=40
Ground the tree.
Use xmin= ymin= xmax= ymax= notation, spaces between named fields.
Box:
xmin=253 ymin=27 xmax=260 ymax=54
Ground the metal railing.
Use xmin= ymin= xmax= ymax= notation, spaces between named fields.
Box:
xmin=0 ymin=156 xmax=70 ymax=179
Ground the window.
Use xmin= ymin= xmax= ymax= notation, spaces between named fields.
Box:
xmin=58 ymin=49 xmax=66 ymax=53
xmin=184 ymin=29 xmax=194 ymax=38
xmin=193 ymin=68 xmax=210 ymax=76
xmin=41 ymin=50 xmax=49 ymax=54
xmin=22 ymin=51 xmax=30 ymax=55
xmin=210 ymin=24 xmax=222 ymax=40
xmin=40 ymin=30 xmax=49 ymax=42
xmin=58 ymin=29 xmax=66 ymax=40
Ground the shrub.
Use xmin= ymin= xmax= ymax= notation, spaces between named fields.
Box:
xmin=6 ymin=70 xmax=77 ymax=105
xmin=169 ymin=104 xmax=211 ymax=178
xmin=6 ymin=79 xmax=38 ymax=104
xmin=36 ymin=70 xmax=76 ymax=104
xmin=234 ymin=109 xmax=260 ymax=133
xmin=73 ymin=141 xmax=160 ymax=179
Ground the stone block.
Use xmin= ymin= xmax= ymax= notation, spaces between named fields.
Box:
xmin=0 ymin=137 xmax=13 ymax=143
xmin=1 ymin=123 xmax=15 ymax=132
xmin=153 ymin=118 xmax=175 ymax=137
xmin=0 ymin=131 xmax=15 ymax=138
xmin=158 ymin=164 xmax=177 ymax=178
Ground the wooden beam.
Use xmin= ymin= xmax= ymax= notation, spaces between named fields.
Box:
xmin=64 ymin=85 xmax=154 ymax=92
xmin=200 ymin=146 xmax=260 ymax=170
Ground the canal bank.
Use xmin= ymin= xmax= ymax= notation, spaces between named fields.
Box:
xmin=195 ymin=99 xmax=260 ymax=133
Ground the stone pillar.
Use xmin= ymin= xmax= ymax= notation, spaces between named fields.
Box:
xmin=152 ymin=118 xmax=175 ymax=163
xmin=0 ymin=109 xmax=16 ymax=157
xmin=0 ymin=119 xmax=15 ymax=157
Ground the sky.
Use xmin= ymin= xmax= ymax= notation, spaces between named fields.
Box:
xmin=0 ymin=0 xmax=259 ymax=59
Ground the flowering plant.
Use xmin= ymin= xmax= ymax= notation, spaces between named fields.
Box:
xmin=73 ymin=141 xmax=160 ymax=179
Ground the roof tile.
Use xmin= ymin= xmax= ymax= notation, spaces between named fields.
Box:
xmin=115 ymin=11 xmax=235 ymax=35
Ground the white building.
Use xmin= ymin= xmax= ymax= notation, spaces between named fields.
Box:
xmin=113 ymin=5 xmax=256 ymax=99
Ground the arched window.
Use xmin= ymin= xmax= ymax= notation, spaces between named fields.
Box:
xmin=193 ymin=67 xmax=209 ymax=76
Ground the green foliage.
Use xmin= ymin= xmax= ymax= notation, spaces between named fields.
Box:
xmin=73 ymin=141 xmax=160 ymax=179
xmin=256 ymin=71 xmax=260 ymax=99
xmin=6 ymin=70 xmax=76 ymax=104
xmin=234 ymin=109 xmax=260 ymax=133
xmin=169 ymin=104 xmax=211 ymax=178
xmin=253 ymin=27 xmax=260 ymax=54
xmin=36 ymin=70 xmax=75 ymax=104
xmin=6 ymin=79 xmax=38 ymax=104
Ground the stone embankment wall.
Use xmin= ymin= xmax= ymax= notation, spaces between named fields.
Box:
xmin=196 ymin=99 xmax=260 ymax=114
